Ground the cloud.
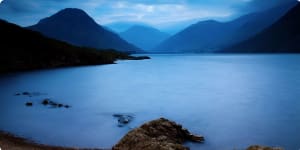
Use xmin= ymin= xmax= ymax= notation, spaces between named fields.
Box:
xmin=0 ymin=0 xmax=296 ymax=28
xmin=0 ymin=0 xmax=240 ymax=27
xmin=96 ymin=1 xmax=234 ymax=27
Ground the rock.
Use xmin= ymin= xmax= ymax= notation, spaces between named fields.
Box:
xmin=247 ymin=145 xmax=284 ymax=150
xmin=14 ymin=93 xmax=21 ymax=96
xmin=113 ymin=118 xmax=204 ymax=150
xmin=25 ymin=102 xmax=33 ymax=106
xmin=46 ymin=101 xmax=59 ymax=108
xmin=22 ymin=92 xmax=31 ymax=96
xmin=42 ymin=99 xmax=50 ymax=105
xmin=42 ymin=99 xmax=70 ymax=109
xmin=113 ymin=114 xmax=134 ymax=127
xmin=48 ymin=101 xmax=58 ymax=106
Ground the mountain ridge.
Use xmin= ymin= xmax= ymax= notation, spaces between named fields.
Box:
xmin=154 ymin=1 xmax=297 ymax=53
xmin=0 ymin=19 xmax=141 ymax=73
xmin=120 ymin=25 xmax=170 ymax=50
xmin=27 ymin=8 xmax=140 ymax=53
xmin=221 ymin=4 xmax=300 ymax=53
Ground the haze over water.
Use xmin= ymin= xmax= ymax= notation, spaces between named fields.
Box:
xmin=0 ymin=54 xmax=300 ymax=150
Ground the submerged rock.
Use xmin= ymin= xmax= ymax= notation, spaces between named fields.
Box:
xmin=14 ymin=93 xmax=21 ymax=96
xmin=22 ymin=92 xmax=31 ymax=96
xmin=25 ymin=102 xmax=33 ymax=106
xmin=113 ymin=114 xmax=134 ymax=127
xmin=41 ymin=99 xmax=71 ymax=109
xmin=42 ymin=99 xmax=50 ymax=105
xmin=247 ymin=145 xmax=284 ymax=150
xmin=113 ymin=118 xmax=204 ymax=150
xmin=49 ymin=101 xmax=58 ymax=107
xmin=15 ymin=91 xmax=47 ymax=97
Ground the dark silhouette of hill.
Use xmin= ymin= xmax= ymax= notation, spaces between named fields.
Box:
xmin=154 ymin=1 xmax=296 ymax=53
xmin=120 ymin=25 xmax=170 ymax=50
xmin=27 ymin=8 xmax=140 ymax=53
xmin=154 ymin=20 xmax=228 ymax=52
xmin=221 ymin=4 xmax=300 ymax=53
xmin=0 ymin=19 xmax=144 ymax=73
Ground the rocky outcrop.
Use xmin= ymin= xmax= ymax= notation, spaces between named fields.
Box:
xmin=113 ymin=118 xmax=204 ymax=150
xmin=42 ymin=99 xmax=71 ymax=108
xmin=113 ymin=114 xmax=134 ymax=127
xmin=247 ymin=145 xmax=284 ymax=150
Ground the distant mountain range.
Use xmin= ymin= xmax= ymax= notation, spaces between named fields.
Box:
xmin=154 ymin=20 xmax=229 ymax=52
xmin=154 ymin=1 xmax=297 ymax=53
xmin=0 ymin=19 xmax=140 ymax=73
xmin=105 ymin=21 xmax=150 ymax=33
xmin=120 ymin=25 xmax=170 ymax=50
xmin=104 ymin=21 xmax=190 ymax=34
xmin=3 ymin=2 xmax=297 ymax=74
xmin=27 ymin=8 xmax=140 ymax=53
xmin=221 ymin=4 xmax=300 ymax=53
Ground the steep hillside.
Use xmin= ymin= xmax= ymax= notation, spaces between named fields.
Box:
xmin=27 ymin=8 xmax=140 ymax=53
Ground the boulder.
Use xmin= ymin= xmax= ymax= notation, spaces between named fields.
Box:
xmin=113 ymin=118 xmax=204 ymax=150
xmin=113 ymin=114 xmax=134 ymax=127
xmin=42 ymin=99 xmax=50 ymax=105
xmin=25 ymin=102 xmax=33 ymax=106
xmin=22 ymin=92 xmax=31 ymax=96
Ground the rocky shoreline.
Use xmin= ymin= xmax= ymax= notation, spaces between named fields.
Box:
xmin=113 ymin=118 xmax=204 ymax=150
xmin=0 ymin=118 xmax=283 ymax=150
xmin=0 ymin=131 xmax=104 ymax=150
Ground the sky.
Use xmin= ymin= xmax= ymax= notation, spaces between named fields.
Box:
xmin=0 ymin=0 xmax=297 ymax=33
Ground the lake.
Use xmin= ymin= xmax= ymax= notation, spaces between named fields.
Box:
xmin=0 ymin=54 xmax=300 ymax=150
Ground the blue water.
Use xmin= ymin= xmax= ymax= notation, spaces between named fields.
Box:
xmin=0 ymin=54 xmax=300 ymax=150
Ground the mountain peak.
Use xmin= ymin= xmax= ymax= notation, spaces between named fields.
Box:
xmin=58 ymin=8 xmax=86 ymax=14
xmin=222 ymin=3 xmax=300 ymax=53
xmin=27 ymin=8 xmax=140 ymax=52
xmin=38 ymin=8 xmax=96 ymax=25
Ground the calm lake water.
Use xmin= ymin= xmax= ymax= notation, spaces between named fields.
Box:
xmin=0 ymin=54 xmax=300 ymax=150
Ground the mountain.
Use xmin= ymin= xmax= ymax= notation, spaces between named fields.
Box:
xmin=27 ymin=8 xmax=140 ymax=53
xmin=120 ymin=25 xmax=170 ymax=50
xmin=105 ymin=21 xmax=150 ymax=33
xmin=154 ymin=20 xmax=229 ymax=52
xmin=221 ymin=4 xmax=300 ymax=53
xmin=154 ymin=1 xmax=297 ymax=53
xmin=0 ymin=19 xmax=141 ymax=73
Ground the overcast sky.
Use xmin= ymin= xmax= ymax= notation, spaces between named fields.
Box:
xmin=0 ymin=0 xmax=297 ymax=32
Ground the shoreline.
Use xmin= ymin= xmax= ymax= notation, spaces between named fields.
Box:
xmin=1 ymin=128 xmax=283 ymax=150
xmin=0 ymin=55 xmax=150 ymax=74
xmin=0 ymin=131 xmax=105 ymax=150
xmin=0 ymin=118 xmax=283 ymax=150
xmin=0 ymin=130 xmax=283 ymax=150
